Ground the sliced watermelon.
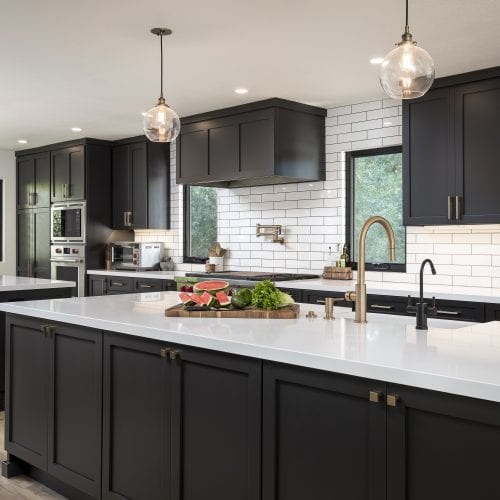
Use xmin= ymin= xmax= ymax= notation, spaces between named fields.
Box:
xmin=190 ymin=293 xmax=205 ymax=306
xmin=179 ymin=291 xmax=194 ymax=305
xmin=216 ymin=291 xmax=231 ymax=307
xmin=193 ymin=280 xmax=229 ymax=295
xmin=200 ymin=291 xmax=216 ymax=307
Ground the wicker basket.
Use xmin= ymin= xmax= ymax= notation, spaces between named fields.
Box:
xmin=322 ymin=266 xmax=353 ymax=280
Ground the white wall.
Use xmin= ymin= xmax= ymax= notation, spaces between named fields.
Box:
xmin=136 ymin=98 xmax=500 ymax=293
xmin=0 ymin=150 xmax=16 ymax=275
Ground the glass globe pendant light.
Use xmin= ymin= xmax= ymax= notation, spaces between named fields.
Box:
xmin=143 ymin=28 xmax=180 ymax=142
xmin=380 ymin=0 xmax=435 ymax=99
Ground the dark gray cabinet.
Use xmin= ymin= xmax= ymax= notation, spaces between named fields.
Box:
xmin=87 ymin=274 xmax=176 ymax=296
xmin=17 ymin=152 xmax=51 ymax=209
xmin=16 ymin=207 xmax=50 ymax=279
xmin=404 ymin=68 xmax=500 ymax=225
xmin=263 ymin=362 xmax=386 ymax=500
xmin=177 ymin=98 xmax=325 ymax=187
xmin=51 ymin=145 xmax=85 ymax=202
xmin=112 ymin=138 xmax=170 ymax=230
xmin=5 ymin=317 xmax=102 ymax=498
xmin=386 ymin=384 xmax=500 ymax=500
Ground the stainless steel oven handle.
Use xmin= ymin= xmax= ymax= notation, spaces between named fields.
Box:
xmin=50 ymin=258 xmax=80 ymax=263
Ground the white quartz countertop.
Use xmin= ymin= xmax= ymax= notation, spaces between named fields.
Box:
xmin=2 ymin=291 xmax=500 ymax=403
xmin=87 ymin=270 xmax=186 ymax=280
xmin=277 ymin=278 xmax=500 ymax=304
xmin=0 ymin=275 xmax=75 ymax=292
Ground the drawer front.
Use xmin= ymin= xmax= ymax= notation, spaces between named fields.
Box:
xmin=367 ymin=295 xmax=409 ymax=316
xmin=107 ymin=277 xmax=133 ymax=292
xmin=303 ymin=290 xmax=352 ymax=309
xmin=134 ymin=279 xmax=163 ymax=293
xmin=426 ymin=298 xmax=484 ymax=323
xmin=485 ymin=304 xmax=500 ymax=322
xmin=163 ymin=280 xmax=177 ymax=291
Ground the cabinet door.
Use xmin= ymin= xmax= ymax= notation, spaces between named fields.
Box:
xmin=102 ymin=334 xmax=171 ymax=500
xmin=130 ymin=142 xmax=148 ymax=228
xmin=17 ymin=156 xmax=34 ymax=208
xmin=33 ymin=153 xmax=51 ymax=207
xmin=112 ymin=144 xmax=131 ymax=229
xmin=33 ymin=208 xmax=51 ymax=279
xmin=47 ymin=323 xmax=102 ymax=498
xmin=5 ymin=316 xmax=49 ymax=470
xmin=177 ymin=126 xmax=209 ymax=183
xmin=403 ymin=88 xmax=455 ymax=225
xmin=239 ymin=110 xmax=275 ymax=177
xmin=51 ymin=149 xmax=69 ymax=202
xmin=263 ymin=362 xmax=386 ymax=500
xmin=16 ymin=210 xmax=33 ymax=277
xmin=208 ymin=118 xmax=239 ymax=180
xmin=171 ymin=348 xmax=262 ymax=500
xmin=67 ymin=145 xmax=85 ymax=200
xmin=88 ymin=275 xmax=107 ymax=296
xmin=386 ymin=384 xmax=500 ymax=500
xmin=455 ymin=78 xmax=500 ymax=223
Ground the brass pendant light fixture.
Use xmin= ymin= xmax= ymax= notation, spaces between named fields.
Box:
xmin=380 ymin=0 xmax=435 ymax=99
xmin=143 ymin=28 xmax=180 ymax=142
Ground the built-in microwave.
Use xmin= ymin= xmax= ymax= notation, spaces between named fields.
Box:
xmin=111 ymin=242 xmax=163 ymax=270
xmin=51 ymin=202 xmax=86 ymax=243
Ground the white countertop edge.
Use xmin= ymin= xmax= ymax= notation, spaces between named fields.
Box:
xmin=1 ymin=300 xmax=499 ymax=403
xmin=0 ymin=277 xmax=75 ymax=291
xmin=87 ymin=270 xmax=184 ymax=280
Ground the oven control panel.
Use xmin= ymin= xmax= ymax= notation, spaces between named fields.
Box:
xmin=50 ymin=244 xmax=86 ymax=260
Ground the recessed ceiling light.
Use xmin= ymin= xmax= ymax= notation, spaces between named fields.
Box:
xmin=234 ymin=88 xmax=248 ymax=95
xmin=370 ymin=57 xmax=384 ymax=65
xmin=17 ymin=139 xmax=28 ymax=144
xmin=141 ymin=112 xmax=147 ymax=116
xmin=71 ymin=127 xmax=82 ymax=132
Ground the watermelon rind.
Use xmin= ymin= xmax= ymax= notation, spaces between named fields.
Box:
xmin=179 ymin=292 xmax=194 ymax=305
xmin=200 ymin=291 xmax=216 ymax=307
xmin=215 ymin=291 xmax=231 ymax=307
xmin=189 ymin=293 xmax=205 ymax=306
xmin=193 ymin=280 xmax=230 ymax=295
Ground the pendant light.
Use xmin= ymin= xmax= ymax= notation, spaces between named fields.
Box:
xmin=143 ymin=28 xmax=180 ymax=142
xmin=380 ymin=0 xmax=435 ymax=99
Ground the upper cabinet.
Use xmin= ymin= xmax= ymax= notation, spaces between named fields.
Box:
xmin=176 ymin=98 xmax=326 ymax=187
xmin=404 ymin=67 xmax=500 ymax=225
xmin=51 ymin=145 xmax=85 ymax=202
xmin=17 ymin=152 xmax=50 ymax=208
xmin=112 ymin=138 xmax=170 ymax=230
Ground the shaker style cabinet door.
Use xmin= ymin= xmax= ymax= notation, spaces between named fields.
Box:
xmin=102 ymin=334 xmax=172 ymax=500
xmin=130 ymin=141 xmax=148 ymax=229
xmin=171 ymin=348 xmax=262 ymax=500
xmin=176 ymin=126 xmax=209 ymax=183
xmin=455 ymin=77 xmax=500 ymax=223
xmin=112 ymin=144 xmax=131 ymax=229
xmin=16 ymin=210 xmax=33 ymax=277
xmin=47 ymin=323 xmax=103 ymax=498
xmin=262 ymin=362 xmax=386 ymax=500
xmin=17 ymin=153 xmax=50 ymax=208
xmin=33 ymin=207 xmax=51 ymax=279
xmin=5 ymin=316 xmax=49 ymax=471
xmin=51 ymin=146 xmax=85 ymax=202
xmin=403 ymin=87 xmax=456 ymax=225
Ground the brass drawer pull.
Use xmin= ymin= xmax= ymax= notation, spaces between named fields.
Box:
xmin=160 ymin=347 xmax=172 ymax=358
xmin=169 ymin=350 xmax=181 ymax=361
xmin=387 ymin=394 xmax=399 ymax=407
xmin=139 ymin=284 xmax=153 ymax=289
xmin=370 ymin=304 xmax=393 ymax=310
xmin=435 ymin=310 xmax=460 ymax=316
xmin=369 ymin=390 xmax=383 ymax=403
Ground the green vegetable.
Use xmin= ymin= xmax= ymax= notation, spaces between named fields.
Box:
xmin=236 ymin=288 xmax=253 ymax=306
xmin=231 ymin=295 xmax=246 ymax=309
xmin=251 ymin=280 xmax=295 ymax=310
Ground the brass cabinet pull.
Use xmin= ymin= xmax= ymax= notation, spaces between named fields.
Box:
xmin=140 ymin=284 xmax=153 ymax=289
xmin=369 ymin=390 xmax=383 ymax=403
xmin=455 ymin=195 xmax=461 ymax=220
xmin=123 ymin=211 xmax=127 ymax=227
xmin=169 ymin=350 xmax=181 ymax=361
xmin=435 ymin=310 xmax=460 ymax=316
xmin=62 ymin=184 xmax=67 ymax=198
xmin=160 ymin=347 xmax=172 ymax=358
xmin=127 ymin=211 xmax=133 ymax=227
xmin=111 ymin=281 xmax=125 ymax=287
xmin=370 ymin=304 xmax=393 ymax=310
xmin=387 ymin=394 xmax=399 ymax=407
xmin=447 ymin=195 xmax=453 ymax=221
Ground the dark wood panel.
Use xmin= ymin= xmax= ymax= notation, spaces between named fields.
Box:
xmin=47 ymin=324 xmax=102 ymax=498
xmin=16 ymin=210 xmax=32 ymax=277
xmin=51 ymin=149 xmax=68 ymax=202
xmin=130 ymin=142 xmax=148 ymax=228
xmin=485 ymin=303 xmax=500 ymax=322
xmin=387 ymin=384 xmax=500 ymax=500
xmin=403 ymin=87 xmax=455 ymax=225
xmin=262 ymin=362 xmax=386 ymax=500
xmin=178 ymin=128 xmax=209 ymax=182
xmin=5 ymin=316 xmax=49 ymax=470
xmin=456 ymin=78 xmax=500 ymax=223
xmin=171 ymin=348 xmax=262 ymax=500
xmin=112 ymin=144 xmax=131 ymax=229
xmin=134 ymin=278 xmax=164 ymax=293
xmin=102 ymin=334 xmax=170 ymax=500
xmin=33 ymin=208 xmax=50 ymax=279
xmin=17 ymin=156 xmax=34 ymax=208
xmin=208 ymin=121 xmax=239 ymax=180
xmin=239 ymin=112 xmax=274 ymax=177
xmin=147 ymin=142 xmax=170 ymax=229
xmin=33 ymin=153 xmax=51 ymax=208
xmin=107 ymin=276 xmax=133 ymax=292
xmin=88 ymin=275 xmax=107 ymax=296
xmin=67 ymin=146 xmax=85 ymax=200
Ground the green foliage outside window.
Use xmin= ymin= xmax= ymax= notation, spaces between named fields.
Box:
xmin=352 ymin=151 xmax=405 ymax=265
xmin=187 ymin=186 xmax=218 ymax=259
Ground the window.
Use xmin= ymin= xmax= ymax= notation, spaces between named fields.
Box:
xmin=0 ymin=180 xmax=2 ymax=261
xmin=183 ymin=185 xmax=218 ymax=263
xmin=346 ymin=146 xmax=405 ymax=271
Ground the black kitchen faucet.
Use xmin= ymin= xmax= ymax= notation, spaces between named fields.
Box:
xmin=407 ymin=259 xmax=437 ymax=330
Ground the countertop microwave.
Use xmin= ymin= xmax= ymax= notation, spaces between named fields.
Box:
xmin=111 ymin=242 xmax=164 ymax=270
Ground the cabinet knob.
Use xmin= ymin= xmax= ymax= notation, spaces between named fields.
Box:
xmin=386 ymin=394 xmax=399 ymax=407
xmin=369 ymin=390 xmax=383 ymax=403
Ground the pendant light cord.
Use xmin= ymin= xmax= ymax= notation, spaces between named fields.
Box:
xmin=160 ymin=33 xmax=164 ymax=99
xmin=405 ymin=0 xmax=409 ymax=29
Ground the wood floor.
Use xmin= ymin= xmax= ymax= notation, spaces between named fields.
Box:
xmin=0 ymin=412 xmax=64 ymax=499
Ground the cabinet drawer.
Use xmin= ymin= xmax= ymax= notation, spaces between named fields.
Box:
xmin=134 ymin=279 xmax=163 ymax=293
xmin=426 ymin=298 xmax=484 ymax=323
xmin=107 ymin=277 xmax=133 ymax=292
xmin=367 ymin=295 xmax=409 ymax=316
xmin=485 ymin=303 xmax=500 ymax=322
xmin=303 ymin=290 xmax=352 ymax=309
xmin=163 ymin=280 xmax=177 ymax=291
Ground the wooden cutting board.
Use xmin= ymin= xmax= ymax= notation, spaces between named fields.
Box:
xmin=165 ymin=303 xmax=300 ymax=319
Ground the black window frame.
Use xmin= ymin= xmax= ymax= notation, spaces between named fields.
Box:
xmin=0 ymin=180 xmax=2 ymax=261
xmin=183 ymin=185 xmax=217 ymax=264
xmin=345 ymin=145 xmax=406 ymax=273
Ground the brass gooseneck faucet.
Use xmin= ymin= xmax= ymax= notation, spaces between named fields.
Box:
xmin=345 ymin=216 xmax=396 ymax=323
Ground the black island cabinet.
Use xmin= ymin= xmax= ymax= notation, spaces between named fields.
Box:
xmin=4 ymin=314 xmax=500 ymax=500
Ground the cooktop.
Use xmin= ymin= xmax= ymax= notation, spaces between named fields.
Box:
xmin=186 ymin=271 xmax=320 ymax=282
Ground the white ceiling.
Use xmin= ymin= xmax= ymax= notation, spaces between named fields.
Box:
xmin=1 ymin=0 xmax=499 ymax=150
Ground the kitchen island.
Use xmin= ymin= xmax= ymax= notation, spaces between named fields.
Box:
xmin=1 ymin=291 xmax=499 ymax=499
